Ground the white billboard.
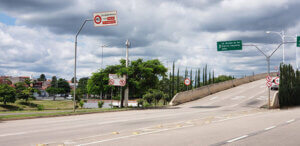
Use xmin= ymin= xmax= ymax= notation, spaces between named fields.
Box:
xmin=108 ymin=74 xmax=126 ymax=86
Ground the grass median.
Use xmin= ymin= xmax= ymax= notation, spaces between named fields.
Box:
xmin=0 ymin=108 xmax=132 ymax=121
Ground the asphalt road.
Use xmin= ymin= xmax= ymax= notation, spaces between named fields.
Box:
xmin=0 ymin=79 xmax=299 ymax=146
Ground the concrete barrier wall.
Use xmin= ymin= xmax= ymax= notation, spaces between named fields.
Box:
xmin=169 ymin=72 xmax=277 ymax=106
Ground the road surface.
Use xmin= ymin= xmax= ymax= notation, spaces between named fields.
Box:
xmin=0 ymin=79 xmax=299 ymax=146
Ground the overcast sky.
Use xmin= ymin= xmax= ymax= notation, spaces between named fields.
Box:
xmin=0 ymin=0 xmax=299 ymax=80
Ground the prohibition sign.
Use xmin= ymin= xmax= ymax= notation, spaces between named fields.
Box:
xmin=274 ymin=77 xmax=280 ymax=85
xmin=266 ymin=76 xmax=272 ymax=82
xmin=109 ymin=79 xmax=114 ymax=85
xmin=184 ymin=78 xmax=191 ymax=86
xmin=119 ymin=80 xmax=126 ymax=86
xmin=266 ymin=81 xmax=272 ymax=88
xmin=94 ymin=15 xmax=102 ymax=24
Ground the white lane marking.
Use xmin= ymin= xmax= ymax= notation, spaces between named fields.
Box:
xmin=229 ymin=104 xmax=239 ymax=107
xmin=0 ymin=132 xmax=27 ymax=137
xmin=264 ymin=126 xmax=276 ymax=130
xmin=227 ymin=135 xmax=248 ymax=143
xmin=260 ymin=86 xmax=265 ymax=88
xmin=286 ymin=119 xmax=295 ymax=123
xmin=210 ymin=96 xmax=218 ymax=100
xmin=77 ymin=125 xmax=193 ymax=146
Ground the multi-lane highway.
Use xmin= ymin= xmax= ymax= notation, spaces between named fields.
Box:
xmin=0 ymin=79 xmax=299 ymax=146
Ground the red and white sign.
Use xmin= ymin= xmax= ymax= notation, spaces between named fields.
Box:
xmin=184 ymin=78 xmax=191 ymax=86
xmin=266 ymin=81 xmax=272 ymax=88
xmin=274 ymin=77 xmax=280 ymax=85
xmin=108 ymin=74 xmax=126 ymax=86
xmin=266 ymin=76 xmax=272 ymax=82
xmin=93 ymin=11 xmax=117 ymax=27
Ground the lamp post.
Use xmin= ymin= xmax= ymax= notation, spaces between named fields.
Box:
xmin=74 ymin=19 xmax=93 ymax=112
xmin=266 ymin=31 xmax=286 ymax=63
xmin=124 ymin=40 xmax=130 ymax=107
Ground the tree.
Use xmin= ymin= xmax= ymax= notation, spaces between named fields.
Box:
xmin=38 ymin=74 xmax=47 ymax=81
xmin=78 ymin=77 xmax=89 ymax=96
xmin=0 ymin=84 xmax=16 ymax=105
xmin=51 ymin=76 xmax=57 ymax=87
xmin=57 ymin=78 xmax=71 ymax=95
xmin=71 ymin=77 xmax=77 ymax=83
xmin=172 ymin=61 xmax=175 ymax=97
xmin=177 ymin=68 xmax=180 ymax=93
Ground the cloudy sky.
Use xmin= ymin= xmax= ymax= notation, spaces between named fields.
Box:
xmin=0 ymin=0 xmax=299 ymax=80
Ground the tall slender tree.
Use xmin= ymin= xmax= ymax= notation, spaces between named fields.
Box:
xmin=177 ymin=68 xmax=180 ymax=93
xmin=184 ymin=67 xmax=188 ymax=91
xmin=212 ymin=70 xmax=215 ymax=83
xmin=190 ymin=69 xmax=193 ymax=90
xmin=198 ymin=69 xmax=201 ymax=87
xmin=209 ymin=71 xmax=211 ymax=84
xmin=172 ymin=61 xmax=175 ymax=97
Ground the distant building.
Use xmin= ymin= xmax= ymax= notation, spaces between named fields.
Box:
xmin=0 ymin=76 xmax=12 ymax=85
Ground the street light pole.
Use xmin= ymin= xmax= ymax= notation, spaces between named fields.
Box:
xmin=124 ymin=40 xmax=130 ymax=107
xmin=244 ymin=41 xmax=296 ymax=109
xmin=74 ymin=19 xmax=92 ymax=112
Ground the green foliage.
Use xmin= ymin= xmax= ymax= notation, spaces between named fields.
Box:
xmin=98 ymin=101 xmax=104 ymax=108
xmin=15 ymin=82 xmax=34 ymax=102
xmin=278 ymin=64 xmax=299 ymax=107
xmin=78 ymin=77 xmax=88 ymax=95
xmin=79 ymin=100 xmax=84 ymax=108
xmin=37 ymin=104 xmax=44 ymax=111
xmin=46 ymin=87 xmax=59 ymax=96
xmin=137 ymin=98 xmax=144 ymax=107
xmin=0 ymin=84 xmax=16 ymax=105
xmin=213 ymin=75 xmax=234 ymax=83
xmin=38 ymin=74 xmax=47 ymax=81
xmin=142 ymin=89 xmax=165 ymax=106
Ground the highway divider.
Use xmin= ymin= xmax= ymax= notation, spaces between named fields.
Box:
xmin=169 ymin=72 xmax=277 ymax=106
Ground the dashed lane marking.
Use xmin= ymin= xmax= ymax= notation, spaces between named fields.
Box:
xmin=264 ymin=126 xmax=276 ymax=130
xmin=227 ymin=135 xmax=248 ymax=143
xmin=286 ymin=119 xmax=295 ymax=123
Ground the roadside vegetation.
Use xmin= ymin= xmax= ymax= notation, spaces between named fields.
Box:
xmin=0 ymin=58 xmax=237 ymax=120
xmin=278 ymin=64 xmax=300 ymax=107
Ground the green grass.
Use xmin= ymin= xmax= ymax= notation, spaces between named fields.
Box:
xmin=0 ymin=108 xmax=132 ymax=120
xmin=0 ymin=100 xmax=74 ymax=111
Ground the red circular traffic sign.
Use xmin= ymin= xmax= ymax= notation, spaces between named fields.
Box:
xmin=119 ymin=80 xmax=126 ymax=86
xmin=266 ymin=76 xmax=272 ymax=82
xmin=274 ymin=77 xmax=280 ymax=85
xmin=184 ymin=78 xmax=191 ymax=86
xmin=266 ymin=81 xmax=272 ymax=88
xmin=94 ymin=15 xmax=102 ymax=24
xmin=109 ymin=79 xmax=114 ymax=85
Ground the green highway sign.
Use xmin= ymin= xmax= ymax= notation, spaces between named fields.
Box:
xmin=217 ymin=40 xmax=242 ymax=51
xmin=297 ymin=36 xmax=300 ymax=47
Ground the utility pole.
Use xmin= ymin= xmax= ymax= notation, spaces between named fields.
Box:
xmin=124 ymin=40 xmax=130 ymax=107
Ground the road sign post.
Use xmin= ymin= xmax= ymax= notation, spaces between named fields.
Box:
xmin=297 ymin=36 xmax=300 ymax=47
xmin=73 ymin=11 xmax=117 ymax=112
xmin=217 ymin=40 xmax=242 ymax=51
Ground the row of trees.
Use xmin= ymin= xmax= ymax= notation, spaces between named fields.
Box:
xmin=0 ymin=79 xmax=37 ymax=105
xmin=278 ymin=64 xmax=300 ymax=107
xmin=45 ymin=76 xmax=71 ymax=100
xmin=83 ymin=58 xmax=235 ymax=107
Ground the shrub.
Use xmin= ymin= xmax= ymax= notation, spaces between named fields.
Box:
xmin=137 ymin=99 xmax=144 ymax=107
xmin=37 ymin=105 xmax=44 ymax=111
xmin=0 ymin=84 xmax=16 ymax=105
xmin=79 ymin=100 xmax=84 ymax=108
xmin=98 ymin=101 xmax=104 ymax=108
